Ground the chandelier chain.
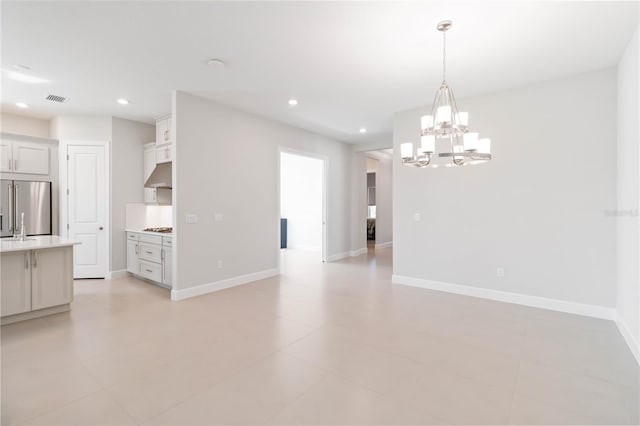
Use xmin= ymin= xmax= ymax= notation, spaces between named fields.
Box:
xmin=442 ymin=31 xmax=446 ymax=82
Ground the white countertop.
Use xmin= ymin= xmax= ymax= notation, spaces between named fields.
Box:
xmin=0 ymin=235 xmax=81 ymax=253
xmin=126 ymin=229 xmax=173 ymax=236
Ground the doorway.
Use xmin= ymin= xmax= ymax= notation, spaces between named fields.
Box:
xmin=61 ymin=142 xmax=110 ymax=279
xmin=279 ymin=150 xmax=326 ymax=263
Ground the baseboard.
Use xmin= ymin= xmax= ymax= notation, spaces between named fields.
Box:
xmin=326 ymin=248 xmax=368 ymax=262
xmin=392 ymin=275 xmax=616 ymax=320
xmin=326 ymin=251 xmax=350 ymax=262
xmin=374 ymin=241 xmax=392 ymax=249
xmin=107 ymin=269 xmax=128 ymax=280
xmin=351 ymin=247 xmax=368 ymax=257
xmin=614 ymin=311 xmax=640 ymax=365
xmin=171 ymin=268 xmax=279 ymax=301
xmin=288 ymin=244 xmax=321 ymax=252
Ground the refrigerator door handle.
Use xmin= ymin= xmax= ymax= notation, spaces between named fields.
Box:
xmin=13 ymin=183 xmax=18 ymax=234
xmin=8 ymin=182 xmax=14 ymax=233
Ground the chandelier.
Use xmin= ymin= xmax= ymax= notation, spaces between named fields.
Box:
xmin=401 ymin=20 xmax=491 ymax=168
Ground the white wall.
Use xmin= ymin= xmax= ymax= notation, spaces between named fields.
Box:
xmin=111 ymin=117 xmax=155 ymax=271
xmin=616 ymin=28 xmax=639 ymax=357
xmin=50 ymin=116 xmax=112 ymax=141
xmin=280 ymin=152 xmax=323 ymax=252
xmin=393 ymin=68 xmax=617 ymax=310
xmin=173 ymin=91 xmax=352 ymax=296
xmin=375 ymin=157 xmax=393 ymax=246
xmin=1 ymin=112 xmax=50 ymax=139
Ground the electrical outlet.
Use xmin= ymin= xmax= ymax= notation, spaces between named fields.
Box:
xmin=497 ymin=267 xmax=504 ymax=278
xmin=214 ymin=213 xmax=223 ymax=222
xmin=414 ymin=213 xmax=421 ymax=222
xmin=185 ymin=214 xmax=198 ymax=224
xmin=217 ymin=260 xmax=223 ymax=269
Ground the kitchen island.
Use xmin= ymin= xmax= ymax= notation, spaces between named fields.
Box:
xmin=1 ymin=236 xmax=79 ymax=325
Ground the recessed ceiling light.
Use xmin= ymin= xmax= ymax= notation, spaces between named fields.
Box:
xmin=16 ymin=102 xmax=29 ymax=108
xmin=288 ymin=99 xmax=298 ymax=106
xmin=359 ymin=128 xmax=367 ymax=133
xmin=117 ymin=99 xmax=129 ymax=105
xmin=3 ymin=70 xmax=48 ymax=84
xmin=207 ymin=58 xmax=225 ymax=67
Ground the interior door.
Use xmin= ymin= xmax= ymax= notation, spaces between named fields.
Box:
xmin=67 ymin=145 xmax=107 ymax=278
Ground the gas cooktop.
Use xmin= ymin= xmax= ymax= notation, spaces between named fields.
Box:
xmin=143 ymin=227 xmax=172 ymax=233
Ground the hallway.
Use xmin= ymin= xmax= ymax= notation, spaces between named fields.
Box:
xmin=1 ymin=247 xmax=638 ymax=425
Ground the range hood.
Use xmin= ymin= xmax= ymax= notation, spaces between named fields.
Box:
xmin=144 ymin=162 xmax=172 ymax=189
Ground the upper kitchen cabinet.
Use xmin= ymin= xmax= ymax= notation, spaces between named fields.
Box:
xmin=155 ymin=116 xmax=172 ymax=146
xmin=156 ymin=144 xmax=172 ymax=164
xmin=0 ymin=140 xmax=49 ymax=175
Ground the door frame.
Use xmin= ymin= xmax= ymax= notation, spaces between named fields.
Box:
xmin=277 ymin=147 xmax=328 ymax=265
xmin=59 ymin=140 xmax=111 ymax=278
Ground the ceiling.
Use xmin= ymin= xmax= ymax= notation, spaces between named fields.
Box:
xmin=2 ymin=1 xmax=638 ymax=144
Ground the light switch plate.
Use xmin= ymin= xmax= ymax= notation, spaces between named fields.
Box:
xmin=214 ymin=213 xmax=223 ymax=222
xmin=413 ymin=213 xmax=421 ymax=222
xmin=185 ymin=214 xmax=198 ymax=224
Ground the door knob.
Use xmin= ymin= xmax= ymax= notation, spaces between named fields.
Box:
xmin=99 ymin=226 xmax=104 ymax=230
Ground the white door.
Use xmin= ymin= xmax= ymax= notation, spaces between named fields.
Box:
xmin=68 ymin=145 xmax=107 ymax=278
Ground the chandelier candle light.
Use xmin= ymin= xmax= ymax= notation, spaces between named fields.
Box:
xmin=401 ymin=20 xmax=491 ymax=168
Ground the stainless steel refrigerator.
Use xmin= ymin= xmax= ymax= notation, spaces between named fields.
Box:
xmin=0 ymin=180 xmax=52 ymax=238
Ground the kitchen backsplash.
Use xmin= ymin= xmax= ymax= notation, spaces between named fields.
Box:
xmin=125 ymin=203 xmax=172 ymax=229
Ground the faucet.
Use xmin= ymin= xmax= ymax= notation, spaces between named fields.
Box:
xmin=14 ymin=212 xmax=26 ymax=241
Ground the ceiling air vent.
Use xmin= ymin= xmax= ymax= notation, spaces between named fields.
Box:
xmin=45 ymin=94 xmax=67 ymax=103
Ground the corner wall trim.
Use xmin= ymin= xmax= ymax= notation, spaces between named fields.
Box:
xmin=107 ymin=269 xmax=128 ymax=280
xmin=171 ymin=268 xmax=279 ymax=301
xmin=614 ymin=311 xmax=640 ymax=365
xmin=391 ymin=275 xmax=616 ymax=321
xmin=374 ymin=241 xmax=392 ymax=250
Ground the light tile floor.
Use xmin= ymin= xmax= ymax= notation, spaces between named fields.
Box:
xmin=1 ymin=247 xmax=638 ymax=425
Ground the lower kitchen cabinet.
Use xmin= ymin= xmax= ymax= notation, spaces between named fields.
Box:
xmin=1 ymin=251 xmax=31 ymax=316
xmin=162 ymin=239 xmax=172 ymax=287
xmin=126 ymin=239 xmax=139 ymax=274
xmin=31 ymin=247 xmax=73 ymax=310
xmin=126 ymin=231 xmax=172 ymax=289
xmin=1 ymin=246 xmax=74 ymax=321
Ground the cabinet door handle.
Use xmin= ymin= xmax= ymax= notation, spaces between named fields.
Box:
xmin=145 ymin=269 xmax=153 ymax=273
xmin=161 ymin=249 xmax=165 ymax=260
xmin=14 ymin=159 xmax=17 ymax=170
xmin=135 ymin=245 xmax=139 ymax=255
xmin=24 ymin=252 xmax=29 ymax=269
xmin=33 ymin=252 xmax=37 ymax=268
xmin=145 ymin=250 xmax=153 ymax=255
xmin=164 ymin=130 xmax=169 ymax=141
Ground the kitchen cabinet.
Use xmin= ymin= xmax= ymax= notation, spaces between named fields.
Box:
xmin=143 ymin=144 xmax=157 ymax=203
xmin=1 ymin=245 xmax=74 ymax=322
xmin=162 ymin=237 xmax=172 ymax=287
xmin=126 ymin=237 xmax=139 ymax=274
xmin=0 ymin=140 xmax=50 ymax=175
xmin=126 ymin=231 xmax=172 ymax=289
xmin=1 ymin=251 xmax=31 ymax=316
xmin=31 ymin=247 xmax=73 ymax=310
xmin=156 ymin=143 xmax=172 ymax=164
xmin=155 ymin=116 xmax=172 ymax=146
